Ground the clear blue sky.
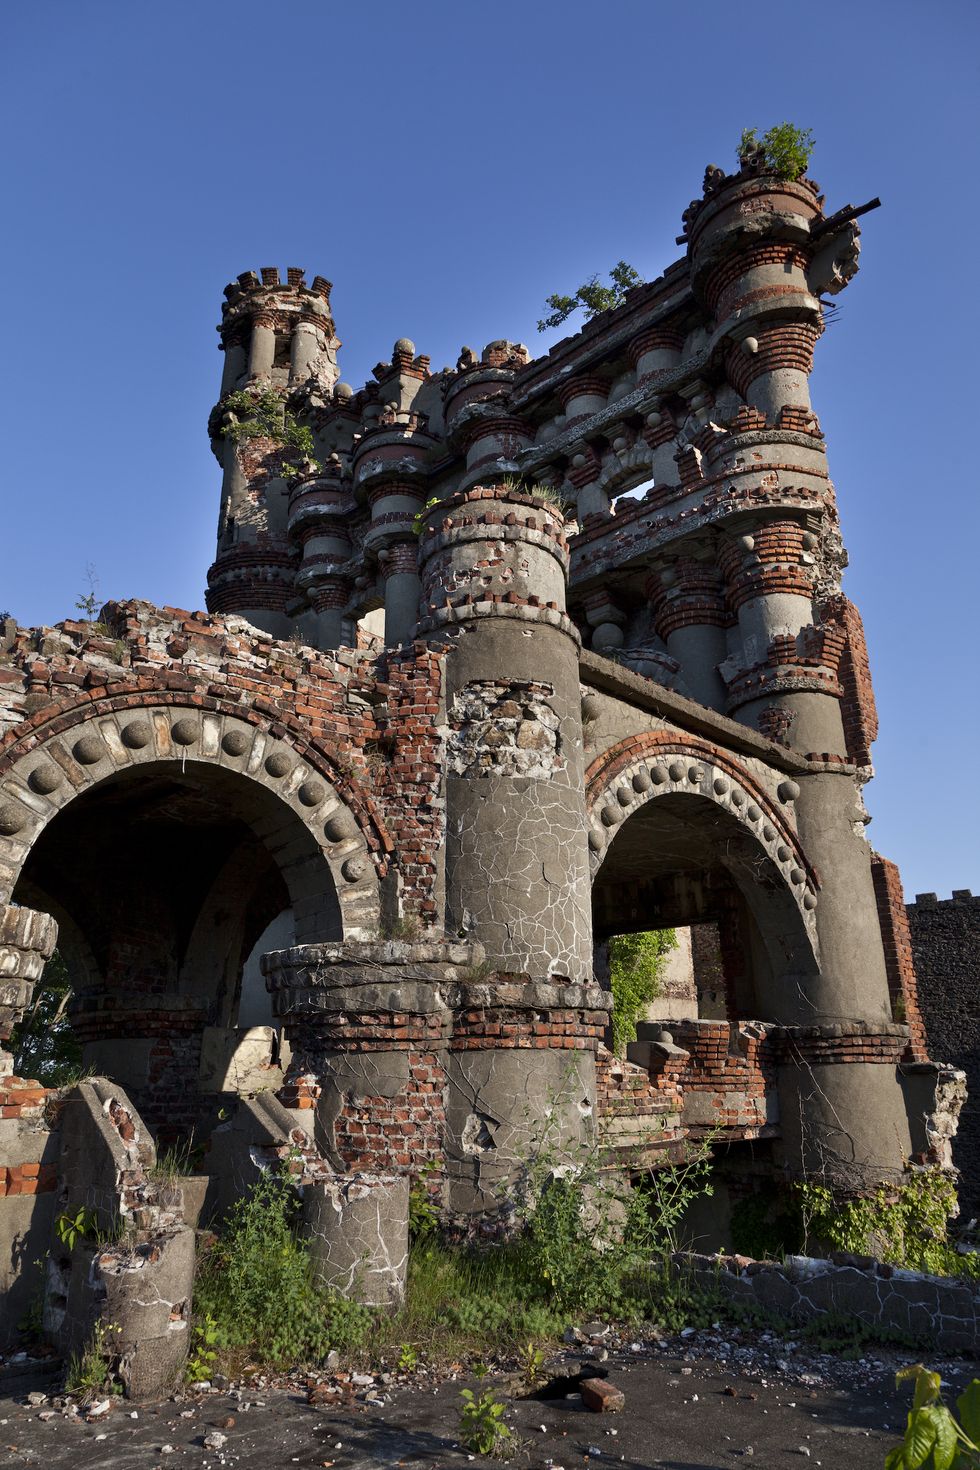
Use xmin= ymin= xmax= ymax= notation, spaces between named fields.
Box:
xmin=2 ymin=1 xmax=977 ymax=899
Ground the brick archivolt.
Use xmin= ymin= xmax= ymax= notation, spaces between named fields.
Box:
xmin=585 ymin=732 xmax=817 ymax=930
xmin=0 ymin=700 xmax=381 ymax=937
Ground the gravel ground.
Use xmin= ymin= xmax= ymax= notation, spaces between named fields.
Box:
xmin=1 ymin=1323 xmax=974 ymax=1470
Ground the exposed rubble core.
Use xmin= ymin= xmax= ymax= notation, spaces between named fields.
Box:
xmin=0 ymin=157 xmax=958 ymax=1380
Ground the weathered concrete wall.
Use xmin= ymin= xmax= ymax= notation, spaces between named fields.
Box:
xmin=678 ymin=1249 xmax=980 ymax=1355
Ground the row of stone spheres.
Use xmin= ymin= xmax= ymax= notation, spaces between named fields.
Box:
xmin=0 ymin=155 xmax=965 ymax=1395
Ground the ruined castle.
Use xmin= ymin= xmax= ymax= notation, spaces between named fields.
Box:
xmin=0 ymin=155 xmax=959 ymax=1390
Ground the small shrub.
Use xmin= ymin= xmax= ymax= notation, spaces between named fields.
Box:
xmin=519 ymin=1340 xmax=546 ymax=1390
xmin=737 ymin=123 xmax=814 ymax=181
xmin=185 ymin=1311 xmax=219 ymax=1383
xmin=397 ymin=1342 xmax=418 ymax=1373
xmin=608 ymin=928 xmax=677 ymax=1053
xmin=408 ymin=1159 xmax=442 ymax=1242
xmin=538 ymin=261 xmax=643 ymax=332
xmin=193 ymin=1167 xmax=374 ymax=1366
xmin=459 ymin=1372 xmax=513 ymax=1458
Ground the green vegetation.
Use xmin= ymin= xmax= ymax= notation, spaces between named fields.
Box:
xmin=458 ymin=1370 xmax=513 ymax=1458
xmin=730 ymin=1171 xmax=979 ymax=1283
xmin=10 ymin=950 xmax=84 ymax=1086
xmin=220 ymin=388 xmax=322 ymax=479
xmin=738 ymin=123 xmax=814 ymax=181
xmin=608 ymin=928 xmax=677 ymax=1053
xmin=74 ymin=562 xmax=102 ymax=620
xmin=65 ymin=1319 xmax=121 ymax=1396
xmin=886 ymin=1364 xmax=980 ymax=1469
xmin=799 ymin=1172 xmax=980 ymax=1281
xmin=192 ymin=1167 xmax=373 ymax=1368
xmin=537 ymin=261 xmax=643 ymax=332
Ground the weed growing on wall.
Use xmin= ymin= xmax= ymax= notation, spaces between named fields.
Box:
xmin=738 ymin=123 xmax=814 ymax=180
xmin=220 ymin=388 xmax=322 ymax=478
xmin=537 ymin=261 xmax=644 ymax=332
xmin=608 ymin=929 xmax=677 ymax=1053
xmin=798 ymin=1170 xmax=980 ymax=1280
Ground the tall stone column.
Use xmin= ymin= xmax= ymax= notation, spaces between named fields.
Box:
xmin=684 ymin=163 xmax=916 ymax=1194
xmin=288 ymin=471 xmax=353 ymax=650
xmin=417 ymin=484 xmax=606 ymax=1216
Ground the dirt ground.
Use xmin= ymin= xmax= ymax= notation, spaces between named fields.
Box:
xmin=1 ymin=1328 xmax=974 ymax=1470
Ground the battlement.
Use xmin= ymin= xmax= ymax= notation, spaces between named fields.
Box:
xmin=221 ymin=267 xmax=332 ymax=315
xmin=910 ymin=890 xmax=978 ymax=908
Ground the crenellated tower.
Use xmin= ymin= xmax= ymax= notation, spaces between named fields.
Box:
xmin=206 ymin=267 xmax=340 ymax=638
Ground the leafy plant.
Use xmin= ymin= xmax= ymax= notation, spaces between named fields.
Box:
xmin=185 ymin=1311 xmax=220 ymax=1383
xmin=193 ymin=1167 xmax=374 ymax=1366
xmin=738 ymin=123 xmax=814 ymax=181
xmin=10 ymin=950 xmax=83 ymax=1086
xmin=537 ymin=261 xmax=643 ymax=332
xmin=519 ymin=1340 xmax=546 ymax=1390
xmin=412 ymin=496 xmax=440 ymax=535
xmin=459 ymin=1370 xmax=513 ymax=1458
xmin=511 ymin=1106 xmax=713 ymax=1322
xmin=55 ymin=1205 xmax=98 ymax=1251
xmin=397 ymin=1341 xmax=418 ymax=1373
xmin=797 ymin=1170 xmax=980 ymax=1280
xmin=409 ymin=1158 xmax=443 ymax=1242
xmin=885 ymin=1364 xmax=980 ymax=1469
xmin=608 ymin=928 xmax=677 ymax=1053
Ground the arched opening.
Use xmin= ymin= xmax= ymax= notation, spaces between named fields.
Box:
xmin=11 ymin=761 xmax=342 ymax=1141
xmin=591 ymin=785 xmax=820 ymax=1251
xmin=592 ymin=790 xmax=817 ymax=1023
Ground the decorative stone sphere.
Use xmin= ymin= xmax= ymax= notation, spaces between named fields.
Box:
xmin=73 ymin=735 xmax=106 ymax=765
xmin=668 ymin=761 xmax=686 ymax=782
xmin=121 ymin=721 xmax=152 ymax=749
xmin=334 ymin=382 xmax=354 ymax=401
xmin=298 ymin=780 xmax=326 ymax=807
xmin=742 ymin=336 xmax=759 ymax=355
xmin=0 ymin=803 xmax=25 ymax=835
xmin=171 ymin=719 xmax=200 ymax=746
xmin=592 ymin=622 xmax=625 ymax=651
xmin=777 ymin=780 xmax=801 ymax=804
xmin=712 ymin=777 xmax=729 ymax=796
xmin=394 ymin=338 xmax=415 ymax=357
xmin=29 ymin=765 xmax=61 ymax=795
xmin=221 ymin=730 xmax=249 ymax=757
xmin=342 ymin=856 xmax=367 ymax=883
xmin=264 ymin=752 xmax=294 ymax=779
xmin=324 ymin=811 xmax=357 ymax=843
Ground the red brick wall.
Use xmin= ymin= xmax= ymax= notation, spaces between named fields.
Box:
xmin=871 ymin=854 xmax=929 ymax=1061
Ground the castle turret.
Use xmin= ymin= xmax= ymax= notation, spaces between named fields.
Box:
xmin=206 ymin=268 xmax=340 ymax=638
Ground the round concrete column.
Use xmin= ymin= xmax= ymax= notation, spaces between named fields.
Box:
xmin=418 ymin=485 xmax=593 ymax=980
xmin=290 ymin=320 xmax=320 ymax=382
xmin=646 ymin=559 xmax=729 ymax=711
xmin=248 ymin=316 xmax=276 ymax=379
xmin=219 ymin=339 xmax=248 ymax=397
xmin=379 ymin=542 xmax=422 ymax=647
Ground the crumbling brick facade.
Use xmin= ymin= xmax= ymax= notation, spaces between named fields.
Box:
xmin=0 ymin=154 xmax=956 ymax=1365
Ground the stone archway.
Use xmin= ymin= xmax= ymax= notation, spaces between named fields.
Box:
xmin=586 ymin=733 xmax=820 ymax=1024
xmin=0 ymin=699 xmax=383 ymax=936
xmin=0 ymin=699 xmax=387 ymax=1134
